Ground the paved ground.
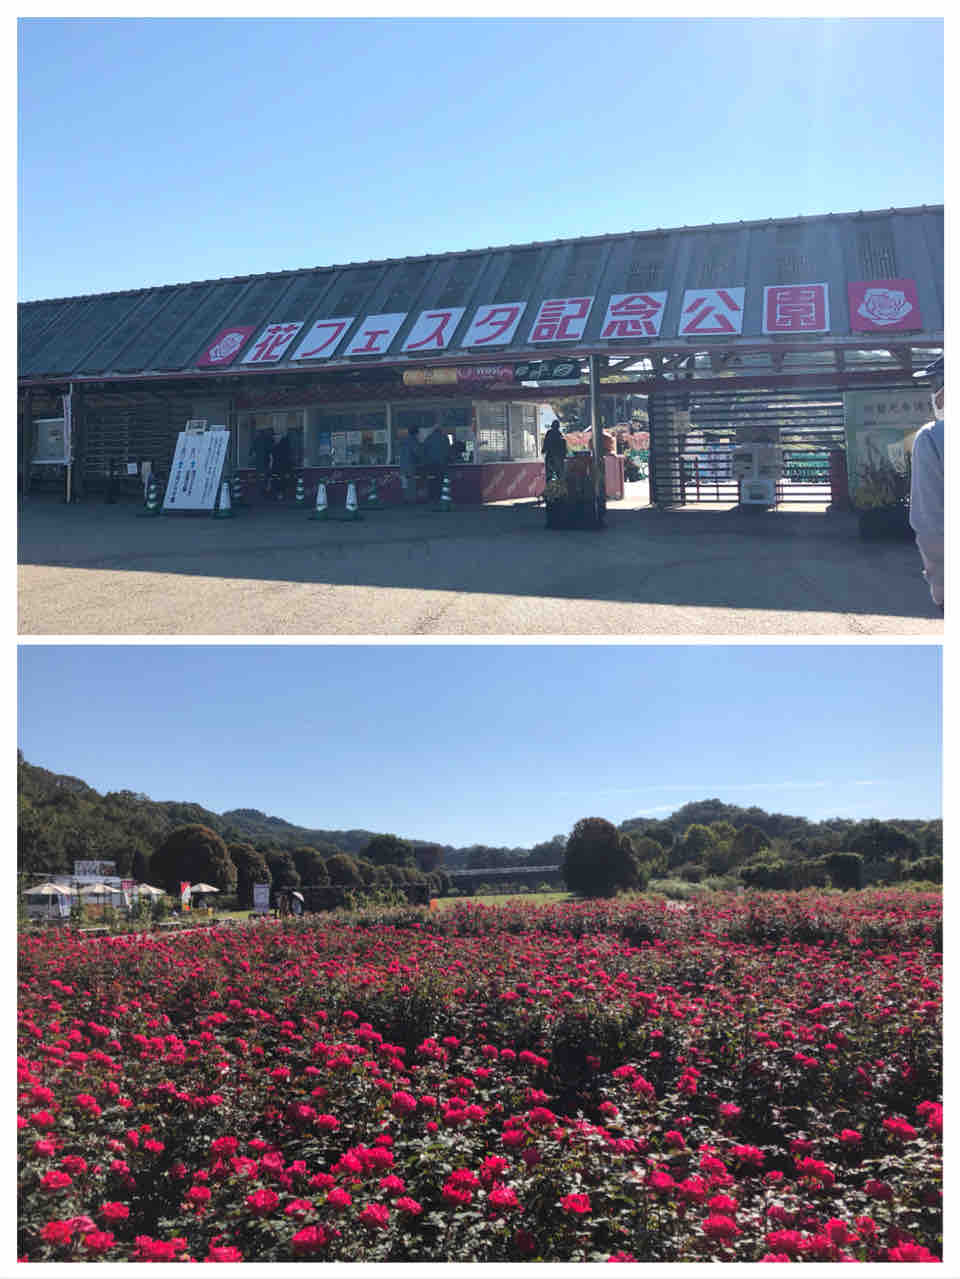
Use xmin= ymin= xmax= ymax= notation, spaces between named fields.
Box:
xmin=18 ymin=491 xmax=943 ymax=636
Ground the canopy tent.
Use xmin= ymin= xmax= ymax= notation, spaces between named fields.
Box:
xmin=77 ymin=882 xmax=119 ymax=895
xmin=187 ymin=883 xmax=220 ymax=895
xmin=136 ymin=883 xmax=166 ymax=896
xmin=26 ymin=882 xmax=74 ymax=896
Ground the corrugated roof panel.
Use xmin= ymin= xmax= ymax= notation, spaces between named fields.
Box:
xmin=151 ymin=280 xmax=250 ymax=369
xmin=22 ymin=293 xmax=145 ymax=376
xmin=18 ymin=298 xmax=81 ymax=367
xmin=78 ymin=288 xmax=181 ymax=373
xmin=212 ymin=273 xmax=301 ymax=334
xmin=109 ymin=283 xmax=214 ymax=372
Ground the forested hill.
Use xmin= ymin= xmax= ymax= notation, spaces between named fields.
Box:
xmin=18 ymin=754 xmax=939 ymax=881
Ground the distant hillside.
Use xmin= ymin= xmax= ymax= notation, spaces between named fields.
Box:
xmin=17 ymin=756 xmax=939 ymax=885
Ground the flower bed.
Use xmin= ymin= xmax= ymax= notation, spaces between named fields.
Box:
xmin=17 ymin=890 xmax=941 ymax=1262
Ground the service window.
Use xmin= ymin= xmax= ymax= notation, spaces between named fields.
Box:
xmin=509 ymin=403 xmax=539 ymax=460
xmin=238 ymin=410 xmax=304 ymax=469
xmin=475 ymin=401 xmax=510 ymax=461
xmin=310 ymin=406 xmax=388 ymax=466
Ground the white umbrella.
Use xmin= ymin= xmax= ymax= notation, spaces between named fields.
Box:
xmin=136 ymin=883 xmax=166 ymax=896
xmin=291 ymin=891 xmax=305 ymax=902
xmin=27 ymin=882 xmax=73 ymax=896
xmin=78 ymin=882 xmax=117 ymax=895
xmin=188 ymin=883 xmax=220 ymax=895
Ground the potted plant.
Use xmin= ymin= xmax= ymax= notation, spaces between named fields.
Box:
xmin=851 ymin=440 xmax=913 ymax=541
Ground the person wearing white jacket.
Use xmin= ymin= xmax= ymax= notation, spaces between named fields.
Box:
xmin=909 ymin=356 xmax=944 ymax=610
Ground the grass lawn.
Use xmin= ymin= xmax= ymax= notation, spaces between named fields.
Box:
xmin=433 ymin=890 xmax=572 ymax=910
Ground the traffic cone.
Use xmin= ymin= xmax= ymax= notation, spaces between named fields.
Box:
xmin=137 ymin=474 xmax=163 ymax=517
xmin=434 ymin=475 xmax=453 ymax=511
xmin=309 ymin=482 xmax=328 ymax=520
xmin=230 ymin=473 xmax=246 ymax=507
xmin=344 ymin=482 xmax=362 ymax=520
xmin=213 ymin=479 xmax=234 ymax=518
xmin=294 ymin=474 xmax=306 ymax=507
xmin=364 ymin=476 xmax=384 ymax=509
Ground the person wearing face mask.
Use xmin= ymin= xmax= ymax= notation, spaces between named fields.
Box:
xmin=909 ymin=355 xmax=944 ymax=610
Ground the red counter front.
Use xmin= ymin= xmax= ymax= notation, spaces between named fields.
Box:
xmin=236 ymin=455 xmax=623 ymax=507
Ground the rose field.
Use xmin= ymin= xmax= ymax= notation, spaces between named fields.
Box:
xmin=18 ymin=890 xmax=942 ymax=1263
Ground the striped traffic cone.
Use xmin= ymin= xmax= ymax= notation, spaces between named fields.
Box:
xmin=230 ymin=473 xmax=246 ymax=507
xmin=309 ymin=482 xmax=328 ymax=520
xmin=364 ymin=476 xmax=384 ymax=509
xmin=213 ymin=479 xmax=234 ymax=518
xmin=434 ymin=475 xmax=453 ymax=511
xmin=294 ymin=474 xmax=306 ymax=507
xmin=137 ymin=474 xmax=163 ymax=517
xmin=344 ymin=482 xmax=362 ymax=521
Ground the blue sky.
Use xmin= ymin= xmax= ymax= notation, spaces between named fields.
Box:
xmin=17 ymin=16 xmax=943 ymax=302
xmin=18 ymin=645 xmax=942 ymax=847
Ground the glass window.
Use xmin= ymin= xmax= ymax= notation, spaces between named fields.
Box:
xmin=308 ymin=405 xmax=388 ymax=466
xmin=510 ymin=403 xmax=539 ymax=460
xmin=239 ymin=411 xmax=304 ymax=470
xmin=475 ymin=401 xmax=509 ymax=461
xmin=392 ymin=402 xmax=475 ymax=464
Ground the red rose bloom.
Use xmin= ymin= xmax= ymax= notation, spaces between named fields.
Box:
xmin=246 ymin=1188 xmax=279 ymax=1216
xmin=82 ymin=1230 xmax=116 ymax=1254
xmin=359 ymin=1203 xmax=390 ymax=1229
xmin=40 ymin=1220 xmax=74 ymax=1246
xmin=561 ymin=1192 xmax=591 ymax=1215
xmin=292 ymin=1225 xmax=329 ymax=1255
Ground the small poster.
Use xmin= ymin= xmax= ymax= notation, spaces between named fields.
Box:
xmin=253 ymin=883 xmax=270 ymax=914
xmin=332 ymin=432 xmax=347 ymax=463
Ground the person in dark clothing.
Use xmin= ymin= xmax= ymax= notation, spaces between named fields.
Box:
xmin=251 ymin=429 xmax=273 ymax=496
xmin=542 ymin=420 xmax=568 ymax=485
xmin=423 ymin=426 xmax=452 ymax=502
xmin=271 ymin=432 xmax=293 ymax=500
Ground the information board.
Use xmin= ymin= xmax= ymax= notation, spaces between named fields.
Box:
xmin=253 ymin=883 xmax=271 ymax=915
xmin=163 ymin=428 xmax=230 ymax=511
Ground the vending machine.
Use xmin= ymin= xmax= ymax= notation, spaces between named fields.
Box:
xmin=733 ymin=441 xmax=783 ymax=506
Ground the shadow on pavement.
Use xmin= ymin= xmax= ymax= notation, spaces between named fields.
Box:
xmin=18 ymin=494 xmax=940 ymax=624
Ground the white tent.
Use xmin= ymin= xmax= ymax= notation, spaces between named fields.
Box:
xmin=27 ymin=882 xmax=73 ymax=896
xmin=78 ymin=882 xmax=117 ymax=895
xmin=188 ymin=883 xmax=220 ymax=895
xmin=136 ymin=883 xmax=166 ymax=896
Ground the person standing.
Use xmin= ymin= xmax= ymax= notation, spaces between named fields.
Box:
xmin=271 ymin=431 xmax=293 ymax=501
xmin=909 ymin=355 xmax=944 ymax=610
xmin=423 ymin=424 xmax=451 ymax=503
xmin=542 ymin=419 xmax=567 ymax=486
xmin=397 ymin=425 xmax=422 ymax=504
xmin=251 ymin=428 xmax=273 ymax=497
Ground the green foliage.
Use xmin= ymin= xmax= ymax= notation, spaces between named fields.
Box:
xmin=847 ymin=819 xmax=920 ymax=863
xmin=228 ymin=842 xmax=272 ymax=909
xmin=562 ymin=818 xmax=647 ymax=898
xmin=362 ymin=834 xmax=415 ymax=867
xmin=324 ymin=853 xmax=363 ymax=888
xmin=907 ymin=855 xmax=942 ymax=885
xmin=265 ymin=849 xmax=300 ymax=890
xmin=823 ymin=850 xmax=865 ymax=890
xmin=150 ymin=824 xmax=237 ymax=896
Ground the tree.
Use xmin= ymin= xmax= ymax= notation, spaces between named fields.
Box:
xmin=562 ymin=817 xmax=647 ymax=898
xmin=414 ymin=844 xmax=445 ymax=873
xmin=150 ymin=824 xmax=237 ymax=896
xmin=631 ymin=835 xmax=668 ymax=878
xmin=362 ymin=834 xmax=415 ymax=867
xmin=824 ymin=851 xmax=864 ymax=891
xmin=324 ymin=853 xmax=363 ymax=889
xmin=848 ymin=820 xmax=919 ymax=863
xmin=292 ymin=845 xmax=332 ymax=884
xmin=671 ymin=823 xmax=717 ymax=868
xmin=229 ymin=842 xmax=272 ymax=908
xmin=265 ymin=849 xmax=301 ymax=890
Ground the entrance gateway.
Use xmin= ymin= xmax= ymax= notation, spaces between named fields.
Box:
xmin=18 ymin=204 xmax=942 ymax=511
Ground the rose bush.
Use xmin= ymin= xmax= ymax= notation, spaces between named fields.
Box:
xmin=17 ymin=890 xmax=941 ymax=1261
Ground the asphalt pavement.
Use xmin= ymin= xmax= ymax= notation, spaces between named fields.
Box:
xmin=18 ymin=491 xmax=943 ymax=637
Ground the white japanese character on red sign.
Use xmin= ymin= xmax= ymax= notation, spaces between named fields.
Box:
xmin=529 ymin=297 xmax=594 ymax=343
xmin=402 ymin=307 xmax=466 ymax=352
xmin=291 ymin=318 xmax=355 ymax=361
xmin=344 ymin=313 xmax=406 ymax=356
xmin=762 ymin=284 xmax=829 ymax=334
xmin=460 ymin=303 xmax=526 ymax=347
xmin=600 ymin=292 xmax=667 ymax=339
xmin=241 ymin=321 xmax=305 ymax=364
xmin=678 ymin=287 xmax=745 ymax=336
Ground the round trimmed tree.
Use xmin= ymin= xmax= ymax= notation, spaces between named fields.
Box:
xmin=228 ymin=842 xmax=272 ymax=908
xmin=562 ymin=817 xmax=647 ymax=898
xmin=150 ymin=824 xmax=237 ymax=896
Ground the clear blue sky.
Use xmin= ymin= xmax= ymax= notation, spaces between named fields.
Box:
xmin=18 ymin=645 xmax=941 ymax=847
xmin=17 ymin=16 xmax=943 ymax=302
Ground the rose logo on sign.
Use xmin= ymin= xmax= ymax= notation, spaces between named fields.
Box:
xmin=857 ymin=289 xmax=913 ymax=327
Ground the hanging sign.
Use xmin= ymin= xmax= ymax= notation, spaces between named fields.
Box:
xmin=848 ymin=279 xmax=922 ymax=332
xmin=600 ymin=292 xmax=667 ymax=338
xmin=460 ymin=302 xmax=527 ymax=348
xmin=197 ymin=327 xmax=255 ymax=367
xmin=291 ymin=317 xmax=355 ymax=361
xmin=678 ymin=288 xmax=744 ymax=336
xmin=163 ymin=428 xmax=230 ymax=511
xmin=528 ymin=296 xmax=594 ymax=343
xmin=242 ymin=322 xmax=305 ymax=364
xmin=762 ymin=283 xmax=830 ymax=333
xmin=402 ymin=364 xmax=516 ymax=387
xmin=180 ymin=881 xmax=191 ymax=912
xmin=345 ymin=313 xmax=407 ymax=356
xmin=514 ymin=357 xmax=582 ymax=385
xmin=401 ymin=307 xmax=466 ymax=352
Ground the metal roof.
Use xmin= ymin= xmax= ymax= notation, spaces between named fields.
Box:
xmin=18 ymin=205 xmax=943 ymax=383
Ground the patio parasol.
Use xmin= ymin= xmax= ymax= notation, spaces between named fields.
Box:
xmin=188 ymin=883 xmax=220 ymax=895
